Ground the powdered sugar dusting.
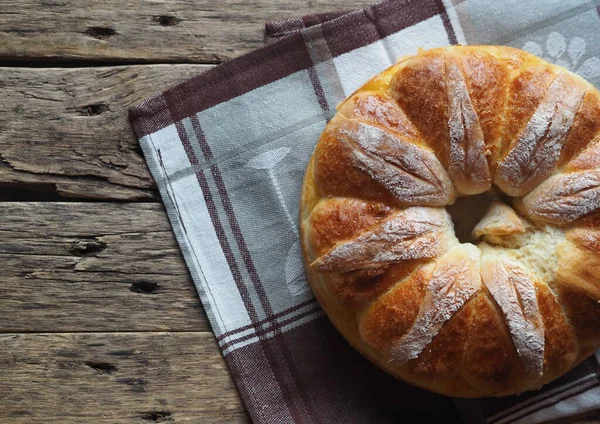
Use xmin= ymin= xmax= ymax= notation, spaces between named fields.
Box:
xmin=446 ymin=58 xmax=491 ymax=194
xmin=495 ymin=73 xmax=586 ymax=196
xmin=522 ymin=170 xmax=600 ymax=224
xmin=337 ymin=122 xmax=456 ymax=206
xmin=481 ymin=256 xmax=545 ymax=376
xmin=389 ymin=244 xmax=481 ymax=364
xmin=311 ymin=207 xmax=454 ymax=273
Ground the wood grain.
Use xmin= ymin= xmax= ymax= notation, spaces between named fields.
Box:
xmin=0 ymin=65 xmax=213 ymax=201
xmin=0 ymin=332 xmax=248 ymax=423
xmin=0 ymin=0 xmax=370 ymax=64
xmin=0 ymin=202 xmax=208 ymax=332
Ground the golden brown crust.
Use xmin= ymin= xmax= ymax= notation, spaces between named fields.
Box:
xmin=390 ymin=50 xmax=450 ymax=167
xmin=324 ymin=119 xmax=456 ymax=206
xmin=444 ymin=54 xmax=492 ymax=194
xmin=556 ymin=282 xmax=600 ymax=349
xmin=405 ymin=293 xmax=472 ymax=380
xmin=521 ymin=170 xmax=600 ymax=225
xmin=359 ymin=265 xmax=431 ymax=351
xmin=535 ymin=282 xmax=579 ymax=378
xmin=495 ymin=72 xmax=586 ymax=196
xmin=323 ymin=262 xmax=424 ymax=310
xmin=310 ymin=207 xmax=454 ymax=273
xmin=566 ymin=137 xmax=600 ymax=171
xmin=480 ymin=256 xmax=545 ymax=377
xmin=313 ymin=126 xmax=399 ymax=204
xmin=381 ymin=244 xmax=481 ymax=366
xmin=307 ymin=197 xmax=393 ymax=258
xmin=337 ymin=91 xmax=422 ymax=143
xmin=460 ymin=292 xmax=526 ymax=394
xmin=559 ymin=89 xmax=600 ymax=166
xmin=500 ymin=63 xmax=556 ymax=160
xmin=456 ymin=49 xmax=508 ymax=171
xmin=557 ymin=229 xmax=600 ymax=299
xmin=300 ymin=45 xmax=600 ymax=398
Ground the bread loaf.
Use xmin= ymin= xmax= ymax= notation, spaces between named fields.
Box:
xmin=300 ymin=46 xmax=600 ymax=397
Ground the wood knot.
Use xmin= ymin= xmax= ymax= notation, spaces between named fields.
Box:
xmin=78 ymin=103 xmax=109 ymax=116
xmin=153 ymin=15 xmax=181 ymax=26
xmin=85 ymin=361 xmax=118 ymax=374
xmin=69 ymin=239 xmax=107 ymax=256
xmin=138 ymin=410 xmax=173 ymax=422
xmin=129 ymin=281 xmax=160 ymax=295
xmin=84 ymin=27 xmax=117 ymax=40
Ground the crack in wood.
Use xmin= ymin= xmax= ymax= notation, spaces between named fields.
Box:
xmin=0 ymin=153 xmax=156 ymax=200
xmin=0 ymin=65 xmax=219 ymax=201
xmin=129 ymin=281 xmax=160 ymax=295
xmin=15 ymin=90 xmax=60 ymax=102
xmin=76 ymin=103 xmax=110 ymax=116
xmin=84 ymin=27 xmax=117 ymax=40
xmin=152 ymin=15 xmax=181 ymax=27
xmin=68 ymin=239 xmax=107 ymax=256
xmin=71 ymin=268 xmax=185 ymax=277
xmin=84 ymin=361 xmax=119 ymax=374
xmin=0 ymin=182 xmax=65 ymax=201
xmin=138 ymin=410 xmax=173 ymax=423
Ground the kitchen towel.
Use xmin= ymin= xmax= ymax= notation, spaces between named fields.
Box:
xmin=129 ymin=1 xmax=600 ymax=423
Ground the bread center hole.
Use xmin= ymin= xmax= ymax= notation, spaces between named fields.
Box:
xmin=446 ymin=193 xmax=495 ymax=244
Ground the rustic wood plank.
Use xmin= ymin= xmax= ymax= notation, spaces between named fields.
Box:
xmin=0 ymin=332 xmax=248 ymax=423
xmin=0 ymin=202 xmax=209 ymax=332
xmin=0 ymin=0 xmax=370 ymax=63
xmin=0 ymin=64 xmax=213 ymax=201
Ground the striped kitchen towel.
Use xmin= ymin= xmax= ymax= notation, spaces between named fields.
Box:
xmin=129 ymin=0 xmax=600 ymax=423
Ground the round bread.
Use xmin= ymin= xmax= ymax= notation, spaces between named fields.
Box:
xmin=299 ymin=45 xmax=600 ymax=397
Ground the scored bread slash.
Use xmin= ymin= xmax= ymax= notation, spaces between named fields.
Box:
xmin=495 ymin=72 xmax=586 ymax=197
xmin=522 ymin=170 xmax=600 ymax=224
xmin=481 ymin=256 xmax=545 ymax=376
xmin=445 ymin=55 xmax=491 ymax=195
xmin=336 ymin=90 xmax=422 ymax=142
xmin=310 ymin=207 xmax=454 ymax=273
xmin=336 ymin=121 xmax=456 ymax=207
xmin=388 ymin=244 xmax=481 ymax=364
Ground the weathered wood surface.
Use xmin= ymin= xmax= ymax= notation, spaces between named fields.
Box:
xmin=0 ymin=332 xmax=248 ymax=423
xmin=0 ymin=1 xmax=592 ymax=422
xmin=0 ymin=65 xmax=211 ymax=201
xmin=0 ymin=202 xmax=208 ymax=332
xmin=0 ymin=0 xmax=370 ymax=64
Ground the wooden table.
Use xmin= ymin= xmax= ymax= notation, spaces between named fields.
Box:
xmin=1 ymin=2 xmax=599 ymax=423
xmin=0 ymin=1 xmax=374 ymax=422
